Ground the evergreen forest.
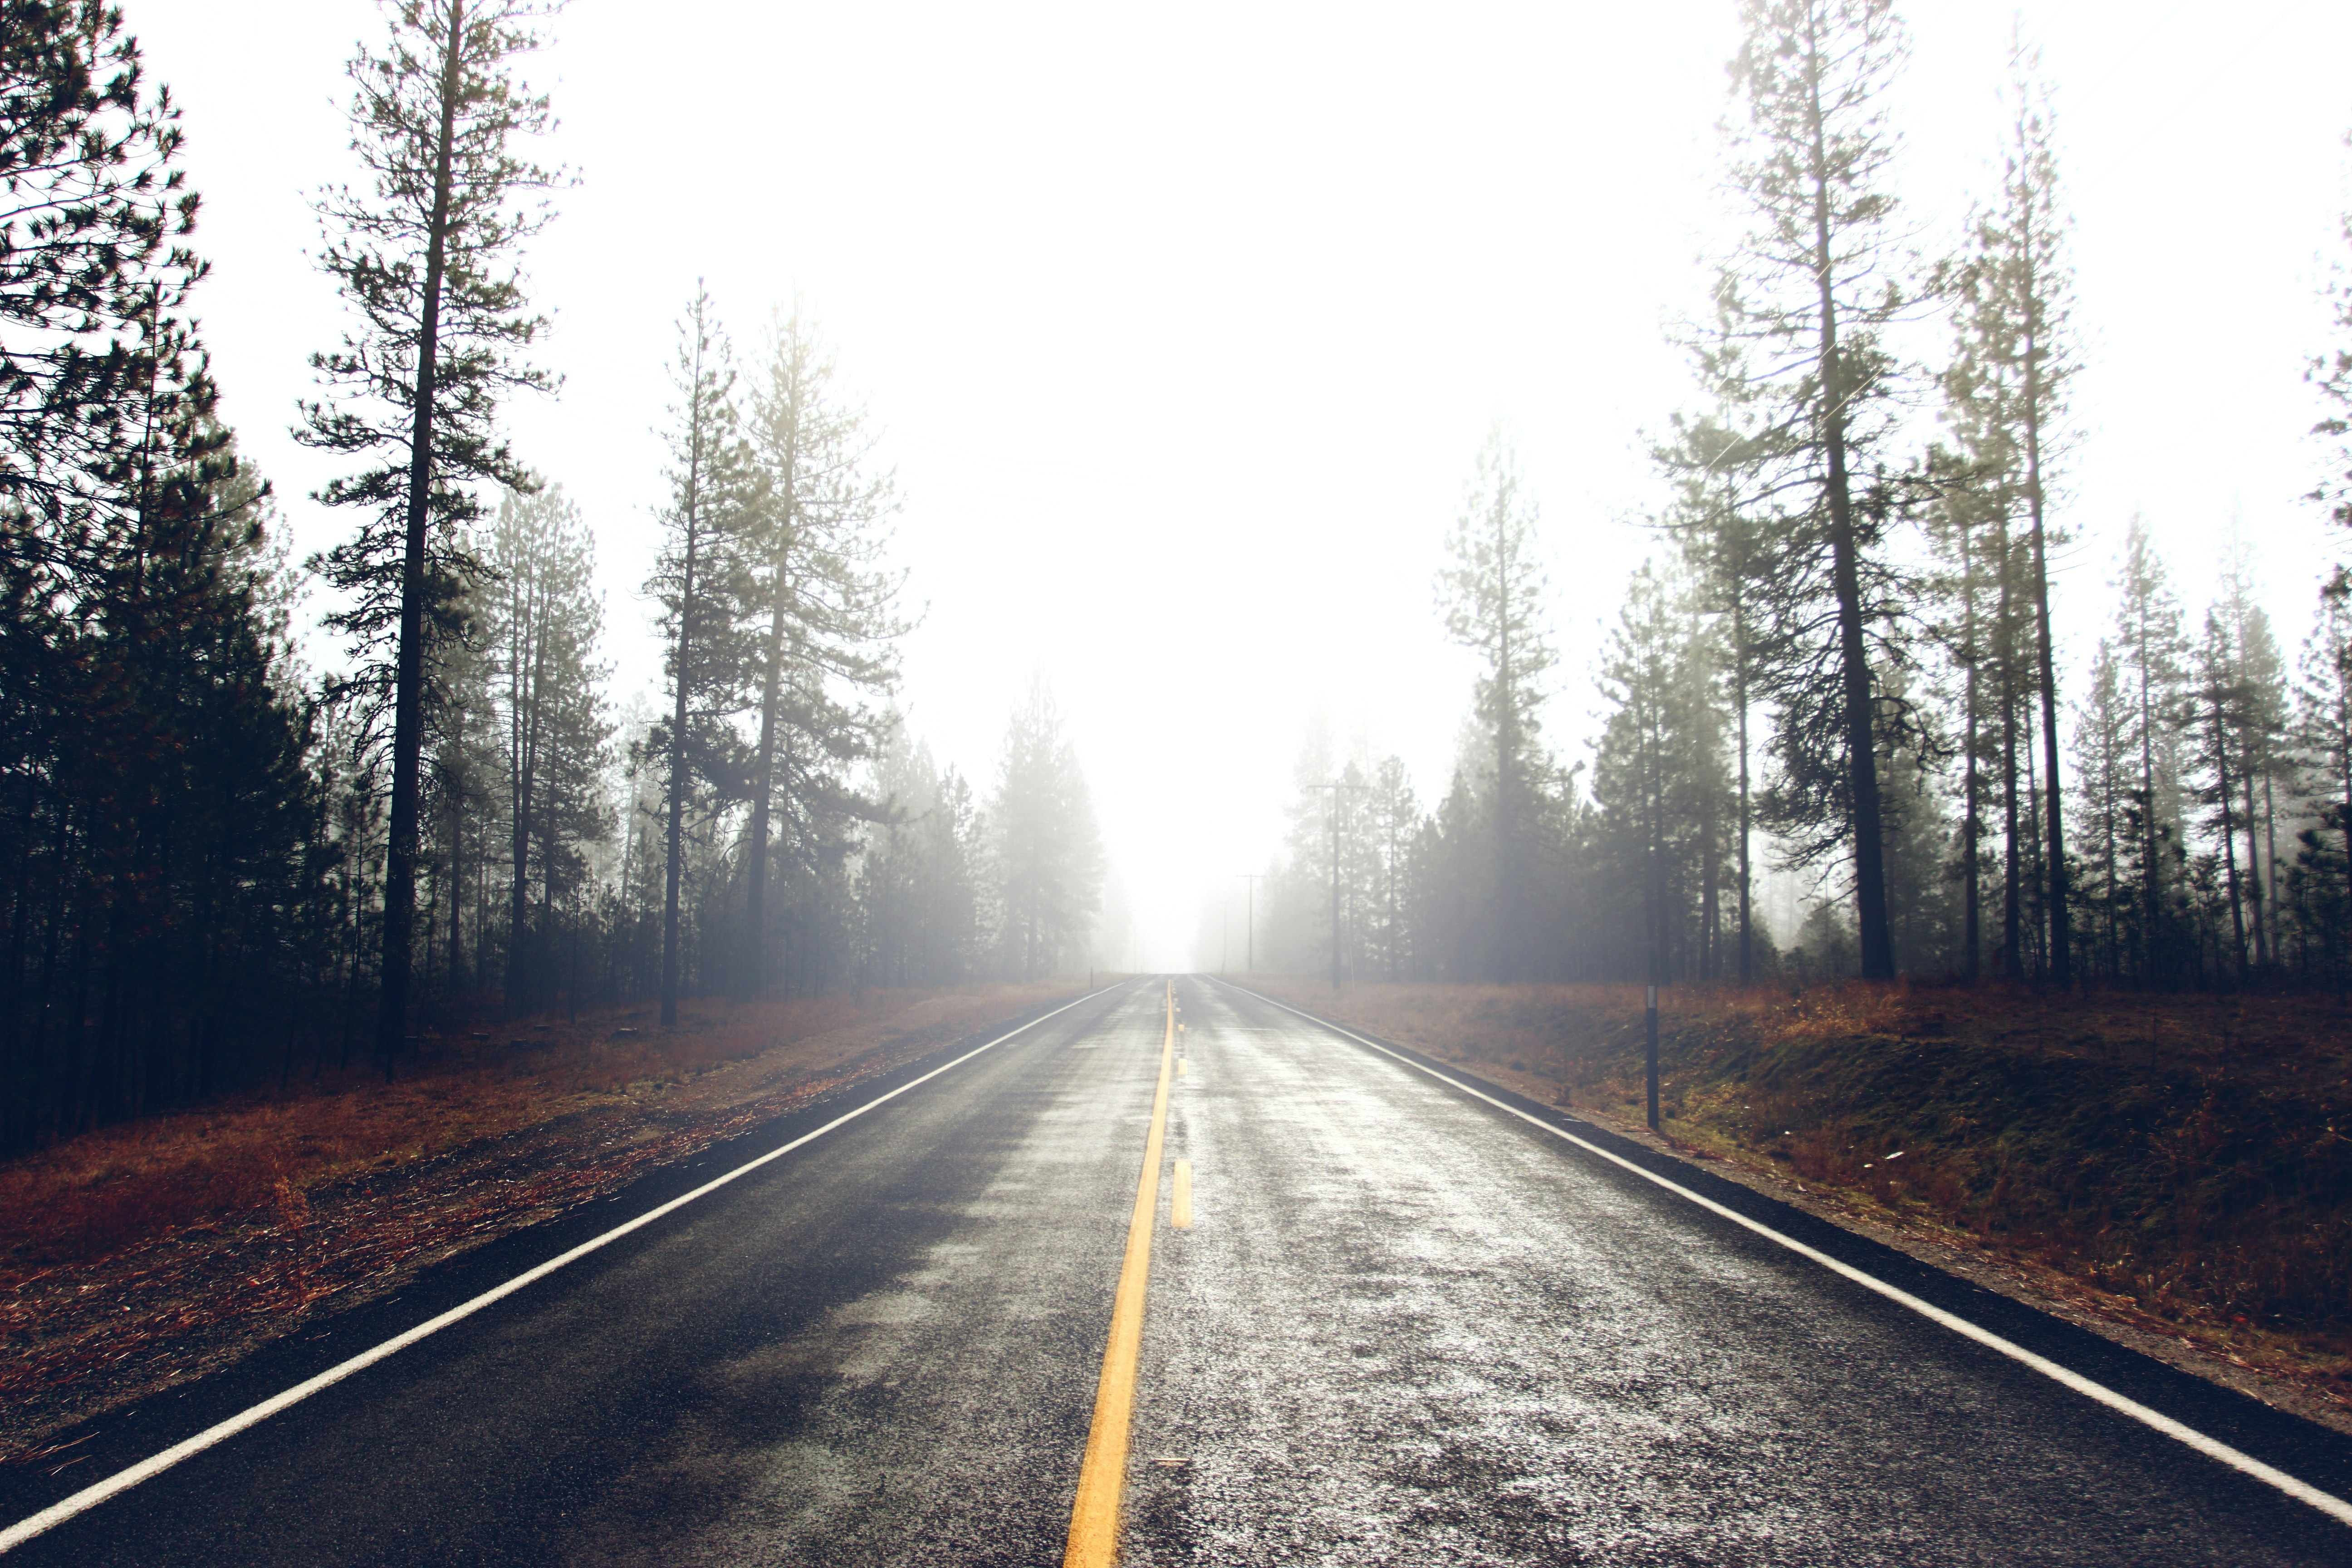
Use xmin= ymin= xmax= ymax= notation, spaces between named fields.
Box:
xmin=7 ymin=0 xmax=2352 ymax=1164
xmin=0 ymin=2 xmax=1104 ymax=1153
xmin=1235 ymin=6 xmax=2352 ymax=1003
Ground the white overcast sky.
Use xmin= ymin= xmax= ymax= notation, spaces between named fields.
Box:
xmin=137 ymin=1 xmax=2352 ymax=968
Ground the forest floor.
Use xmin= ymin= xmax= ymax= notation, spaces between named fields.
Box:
xmin=0 ymin=980 xmax=1088 ymax=1465
xmin=1239 ymin=973 xmax=2352 ymax=1435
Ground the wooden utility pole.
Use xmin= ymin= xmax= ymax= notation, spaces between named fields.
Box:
xmin=1236 ymin=873 xmax=1264 ymax=974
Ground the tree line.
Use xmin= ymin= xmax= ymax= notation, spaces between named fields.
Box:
xmin=1236 ymin=1 xmax=2352 ymax=995
xmin=0 ymin=2 xmax=1104 ymax=1154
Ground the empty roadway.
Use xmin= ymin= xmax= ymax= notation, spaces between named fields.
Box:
xmin=5 ymin=977 xmax=2348 ymax=1565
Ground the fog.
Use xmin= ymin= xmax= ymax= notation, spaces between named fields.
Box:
xmin=137 ymin=0 xmax=2351 ymax=969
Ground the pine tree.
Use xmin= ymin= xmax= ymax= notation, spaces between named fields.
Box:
xmin=1955 ymin=29 xmax=2079 ymax=983
xmin=1371 ymin=756 xmax=1418 ymax=980
xmin=647 ymin=286 xmax=752 ymax=1026
xmin=2073 ymin=639 xmax=2132 ymax=981
xmin=988 ymin=680 xmax=1102 ymax=981
xmin=739 ymin=306 xmax=904 ymax=995
xmin=0 ymin=1 xmax=210 ymax=558
xmin=1705 ymin=0 xmax=1922 ymax=980
xmin=2295 ymin=591 xmax=2352 ymax=986
xmin=1923 ymin=441 xmax=2001 ymax=979
xmin=2109 ymin=519 xmax=2190 ymax=982
xmin=2191 ymin=610 xmax=2252 ymax=981
xmin=2310 ymin=132 xmax=2352 ymax=584
xmin=1436 ymin=430 xmax=1553 ymax=981
xmin=1660 ymin=415 xmax=1772 ymax=981
xmin=482 ymin=484 xmax=608 ymax=1012
xmin=297 ymin=0 xmax=562 ymax=1070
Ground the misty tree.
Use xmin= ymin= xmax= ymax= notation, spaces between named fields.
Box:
xmin=647 ymin=286 xmax=753 ymax=1025
xmin=2294 ymin=591 xmax=2352 ymax=984
xmin=1593 ymin=561 xmax=1738 ymax=983
xmin=2107 ymin=519 xmax=2191 ymax=979
xmin=297 ymin=0 xmax=561 ymax=1069
xmin=989 ymin=679 xmax=1103 ymax=981
xmin=1922 ymin=441 xmax=1997 ymax=978
xmin=2071 ymin=638 xmax=2132 ymax=981
xmin=482 ymin=485 xmax=609 ymax=1012
xmin=1704 ymin=0 xmax=1922 ymax=980
xmin=1660 ymin=414 xmax=1775 ymax=981
xmin=1948 ymin=32 xmax=2079 ymax=982
xmin=1370 ymin=756 xmax=1418 ymax=980
xmin=2311 ymin=129 xmax=2352 ymax=586
xmin=739 ymin=305 xmax=904 ymax=995
xmin=423 ymin=592 xmax=497 ymax=995
xmin=2218 ymin=561 xmax=2289 ymax=968
xmin=1436 ymin=430 xmax=1554 ymax=982
xmin=855 ymin=728 xmax=984 ymax=987
xmin=2190 ymin=608 xmax=2255 ymax=980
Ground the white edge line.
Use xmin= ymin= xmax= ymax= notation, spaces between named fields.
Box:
xmin=1218 ymin=980 xmax=2352 ymax=1530
xmin=0 ymin=984 xmax=1128 ymax=1554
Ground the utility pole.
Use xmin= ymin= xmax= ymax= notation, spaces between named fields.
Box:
xmin=1308 ymin=782 xmax=1368 ymax=993
xmin=1236 ymin=873 xmax=1264 ymax=974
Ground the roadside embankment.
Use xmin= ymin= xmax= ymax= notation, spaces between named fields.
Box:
xmin=0 ymin=981 xmax=1086 ymax=1461
xmin=1236 ymin=974 xmax=2352 ymax=1426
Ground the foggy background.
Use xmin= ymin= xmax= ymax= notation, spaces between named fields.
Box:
xmin=134 ymin=0 xmax=2350 ymax=968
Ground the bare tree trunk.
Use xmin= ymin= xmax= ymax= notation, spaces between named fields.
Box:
xmin=2022 ymin=296 xmax=2070 ymax=987
xmin=2213 ymin=696 xmax=2247 ymax=982
xmin=2243 ymin=754 xmax=2269 ymax=969
xmin=1805 ymin=41 xmax=1892 ymax=980
xmin=1733 ymin=580 xmax=1753 ymax=985
xmin=377 ymin=0 xmax=468 ymax=1077
xmin=1959 ymin=515 xmax=1982 ymax=981
xmin=2000 ymin=529 xmax=2023 ymax=979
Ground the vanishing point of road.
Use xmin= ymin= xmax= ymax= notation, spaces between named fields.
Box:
xmin=5 ymin=978 xmax=2351 ymax=1565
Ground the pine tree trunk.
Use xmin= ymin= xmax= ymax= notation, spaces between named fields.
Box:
xmin=2023 ymin=303 xmax=2070 ymax=987
xmin=744 ymin=483 xmax=794 ymax=997
xmin=2214 ymin=695 xmax=2246 ymax=982
xmin=1805 ymin=46 xmax=1892 ymax=980
xmin=2000 ymin=532 xmax=2022 ymax=980
xmin=2136 ymin=607 xmax=2162 ymax=984
xmin=2242 ymin=752 xmax=2268 ymax=969
xmin=377 ymin=0 xmax=468 ymax=1077
xmin=1735 ymin=595 xmax=1754 ymax=985
xmin=506 ymin=589 xmax=542 ymax=1017
xmin=1960 ymin=515 xmax=1982 ymax=980
xmin=660 ymin=422 xmax=705 ymax=1029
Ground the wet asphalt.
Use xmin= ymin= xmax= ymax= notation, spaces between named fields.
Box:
xmin=5 ymin=976 xmax=2351 ymax=1565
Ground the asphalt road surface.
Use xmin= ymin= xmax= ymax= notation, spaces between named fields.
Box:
xmin=6 ymin=977 xmax=2351 ymax=1565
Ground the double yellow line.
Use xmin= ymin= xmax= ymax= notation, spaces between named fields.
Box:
xmin=1062 ymin=980 xmax=1178 ymax=1568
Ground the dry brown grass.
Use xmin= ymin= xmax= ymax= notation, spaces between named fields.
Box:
xmin=1 ymin=988 xmax=1028 ymax=1268
xmin=1243 ymin=973 xmax=2352 ymax=1411
xmin=0 ymin=981 xmax=1082 ymax=1459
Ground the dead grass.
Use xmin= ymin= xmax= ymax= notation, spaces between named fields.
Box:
xmin=1 ymin=989 xmax=1004 ymax=1268
xmin=0 ymin=981 xmax=1081 ymax=1460
xmin=1243 ymin=973 xmax=2352 ymax=1414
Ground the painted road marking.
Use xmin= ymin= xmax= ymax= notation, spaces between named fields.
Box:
xmin=1172 ymin=1161 xmax=1193 ymax=1229
xmin=1177 ymin=1059 xmax=1188 ymax=1078
xmin=0 ymin=985 xmax=1131 ymax=1557
xmin=1223 ymin=981 xmax=2352 ymax=1532
xmin=1063 ymin=982 xmax=1176 ymax=1568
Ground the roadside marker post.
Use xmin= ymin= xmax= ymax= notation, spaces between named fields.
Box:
xmin=1645 ymin=984 xmax=1660 ymax=1132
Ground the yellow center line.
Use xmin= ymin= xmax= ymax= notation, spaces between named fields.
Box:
xmin=1063 ymin=980 xmax=1176 ymax=1568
